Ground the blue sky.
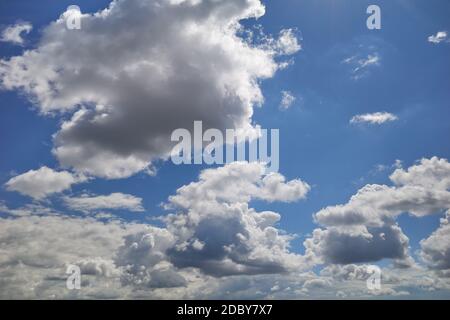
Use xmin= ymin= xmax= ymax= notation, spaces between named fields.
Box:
xmin=0 ymin=0 xmax=450 ymax=299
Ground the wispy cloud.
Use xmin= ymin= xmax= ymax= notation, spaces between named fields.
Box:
xmin=343 ymin=53 xmax=381 ymax=80
xmin=350 ymin=112 xmax=398 ymax=125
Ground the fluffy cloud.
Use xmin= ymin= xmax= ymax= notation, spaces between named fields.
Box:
xmin=5 ymin=166 xmax=84 ymax=199
xmin=420 ymin=211 xmax=450 ymax=276
xmin=314 ymin=184 xmax=450 ymax=228
xmin=63 ymin=193 xmax=145 ymax=213
xmin=390 ymin=157 xmax=450 ymax=190
xmin=305 ymin=157 xmax=450 ymax=267
xmin=260 ymin=28 xmax=301 ymax=56
xmin=304 ymin=225 xmax=410 ymax=265
xmin=167 ymin=162 xmax=309 ymax=207
xmin=279 ymin=91 xmax=295 ymax=110
xmin=0 ymin=213 xmax=397 ymax=299
xmin=428 ymin=31 xmax=448 ymax=44
xmin=0 ymin=0 xmax=299 ymax=179
xmin=0 ymin=22 xmax=32 ymax=45
xmin=0 ymin=213 xmax=202 ymax=299
xmin=320 ymin=264 xmax=376 ymax=281
xmin=0 ymin=162 xmax=313 ymax=298
xmin=350 ymin=112 xmax=398 ymax=125
xmin=0 ymin=215 xmax=135 ymax=299
xmin=162 ymin=162 xmax=310 ymax=276
xmin=0 ymin=202 xmax=60 ymax=217
xmin=47 ymin=162 xmax=309 ymax=285
xmin=115 ymin=228 xmax=178 ymax=287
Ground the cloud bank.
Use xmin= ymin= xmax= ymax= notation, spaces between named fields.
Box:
xmin=1 ymin=159 xmax=450 ymax=298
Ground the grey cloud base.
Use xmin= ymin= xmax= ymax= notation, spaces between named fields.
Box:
xmin=304 ymin=157 xmax=450 ymax=269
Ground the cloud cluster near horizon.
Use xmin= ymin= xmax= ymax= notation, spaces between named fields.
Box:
xmin=1 ymin=158 xmax=450 ymax=298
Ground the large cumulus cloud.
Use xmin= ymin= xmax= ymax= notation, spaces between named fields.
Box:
xmin=0 ymin=0 xmax=300 ymax=179
xmin=128 ymin=162 xmax=310 ymax=277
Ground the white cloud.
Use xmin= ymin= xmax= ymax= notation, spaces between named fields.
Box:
xmin=428 ymin=31 xmax=448 ymax=44
xmin=0 ymin=22 xmax=32 ymax=45
xmin=0 ymin=0 xmax=299 ymax=179
xmin=4 ymin=166 xmax=84 ymax=199
xmin=315 ymin=158 xmax=450 ymax=227
xmin=0 ymin=220 xmax=444 ymax=299
xmin=279 ymin=91 xmax=296 ymax=110
xmin=167 ymin=162 xmax=309 ymax=208
xmin=0 ymin=161 xmax=313 ymax=298
xmin=420 ymin=211 xmax=450 ymax=276
xmin=270 ymin=29 xmax=301 ymax=55
xmin=303 ymin=278 xmax=331 ymax=289
xmin=63 ymin=193 xmax=144 ymax=213
xmin=115 ymin=227 xmax=177 ymax=287
xmin=0 ymin=215 xmax=136 ymax=299
xmin=321 ymin=264 xmax=376 ymax=281
xmin=0 ymin=202 xmax=60 ymax=217
xmin=343 ymin=52 xmax=381 ymax=80
xmin=390 ymin=157 xmax=450 ymax=190
xmin=2 ymin=1 xmax=449 ymax=298
xmin=305 ymin=157 xmax=450 ymax=267
xmin=164 ymin=162 xmax=310 ymax=276
xmin=350 ymin=112 xmax=398 ymax=125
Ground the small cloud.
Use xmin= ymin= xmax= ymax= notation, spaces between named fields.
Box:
xmin=341 ymin=55 xmax=356 ymax=64
xmin=4 ymin=166 xmax=85 ymax=199
xmin=63 ymin=193 xmax=145 ymax=213
xmin=275 ymin=29 xmax=302 ymax=55
xmin=428 ymin=31 xmax=448 ymax=44
xmin=1 ymin=22 xmax=32 ymax=45
xmin=279 ymin=91 xmax=296 ymax=110
xmin=343 ymin=53 xmax=381 ymax=80
xmin=254 ymin=27 xmax=301 ymax=56
xmin=350 ymin=112 xmax=398 ymax=125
